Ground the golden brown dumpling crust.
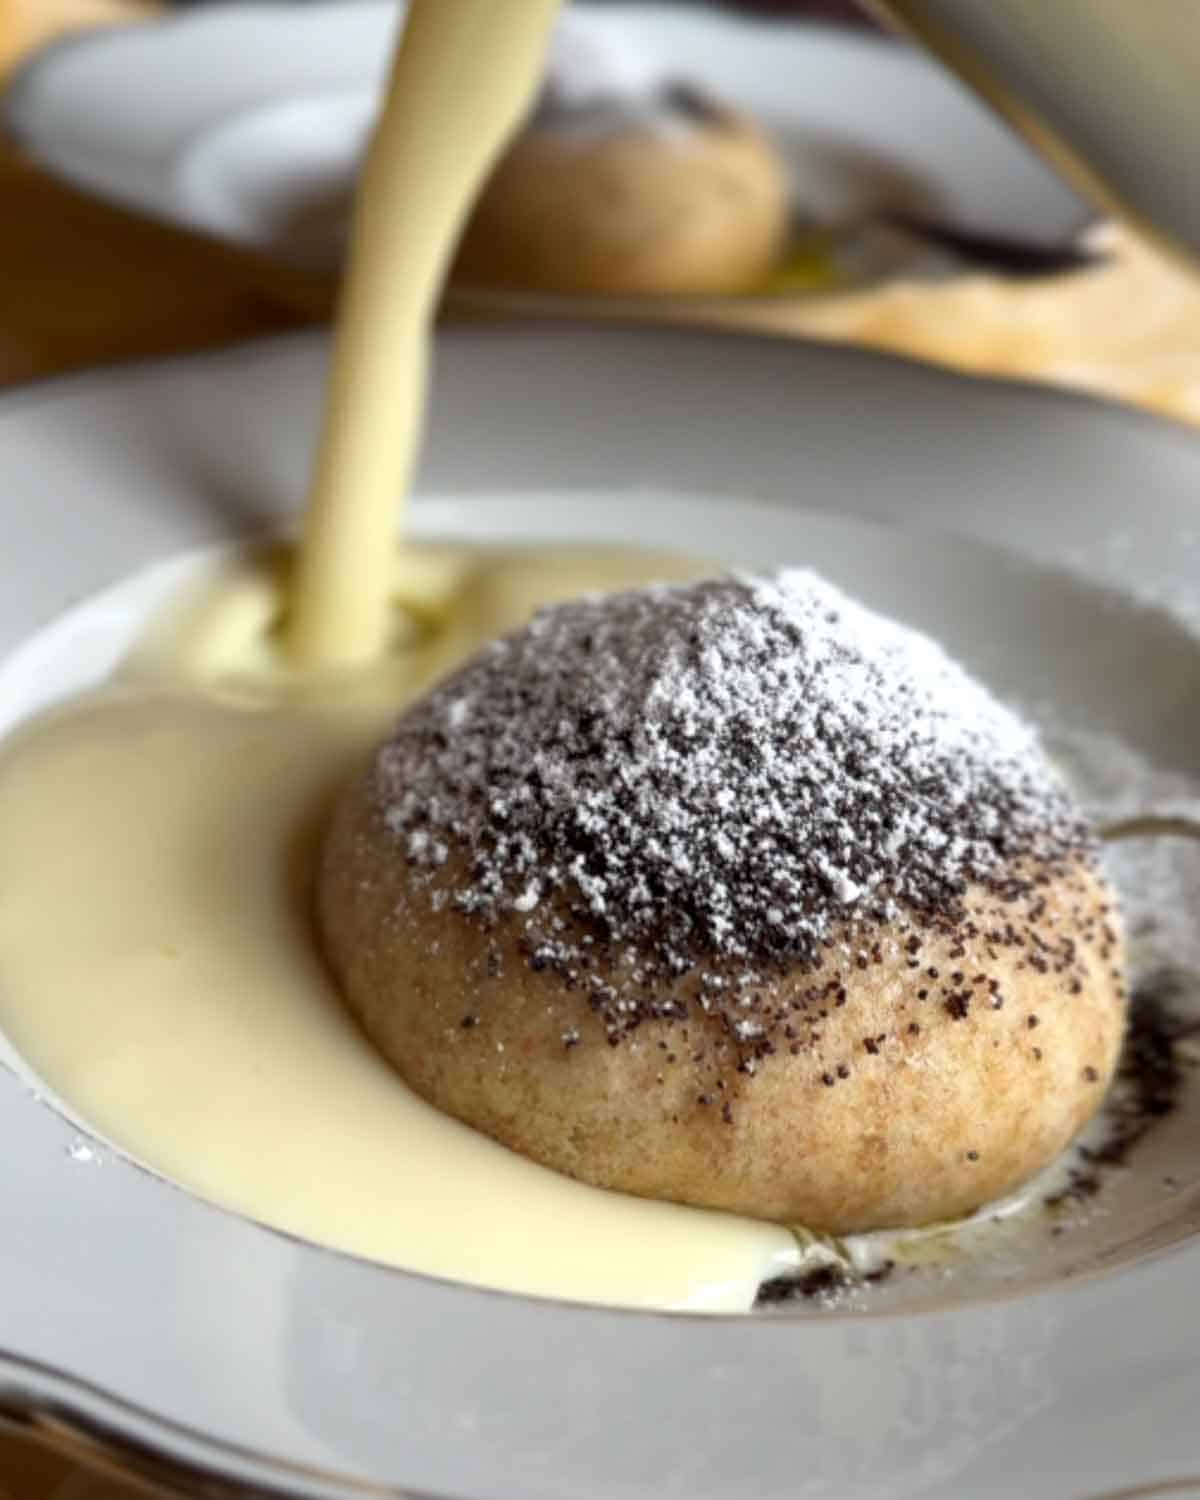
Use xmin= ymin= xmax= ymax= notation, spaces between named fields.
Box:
xmin=320 ymin=790 xmax=1124 ymax=1232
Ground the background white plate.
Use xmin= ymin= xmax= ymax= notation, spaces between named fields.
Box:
xmin=3 ymin=324 xmax=1200 ymax=1500
xmin=1 ymin=0 xmax=1091 ymax=277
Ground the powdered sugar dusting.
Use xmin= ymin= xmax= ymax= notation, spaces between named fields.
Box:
xmin=374 ymin=572 xmax=1089 ymax=1038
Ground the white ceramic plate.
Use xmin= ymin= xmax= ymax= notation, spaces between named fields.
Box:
xmin=1 ymin=0 xmax=1090 ymax=287
xmin=4 ymin=323 xmax=1200 ymax=1500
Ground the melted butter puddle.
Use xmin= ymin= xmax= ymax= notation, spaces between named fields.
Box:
xmin=0 ymin=545 xmax=810 ymax=1312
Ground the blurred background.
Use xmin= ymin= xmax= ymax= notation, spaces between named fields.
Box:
xmin=3 ymin=0 xmax=1200 ymax=418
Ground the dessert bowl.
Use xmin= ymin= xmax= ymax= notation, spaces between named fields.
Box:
xmin=3 ymin=323 xmax=1200 ymax=1499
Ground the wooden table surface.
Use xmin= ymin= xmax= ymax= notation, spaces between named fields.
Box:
xmin=0 ymin=136 xmax=314 ymax=382
xmin=2 ymin=1 xmax=1200 ymax=1495
xmin=0 ymin=0 xmax=317 ymax=389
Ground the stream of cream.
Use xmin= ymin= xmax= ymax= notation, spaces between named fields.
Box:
xmin=287 ymin=0 xmax=563 ymax=668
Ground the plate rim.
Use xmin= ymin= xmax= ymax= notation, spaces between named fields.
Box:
xmin=4 ymin=322 xmax=1200 ymax=1500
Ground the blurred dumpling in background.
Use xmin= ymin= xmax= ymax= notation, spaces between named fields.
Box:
xmin=452 ymin=17 xmax=793 ymax=297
